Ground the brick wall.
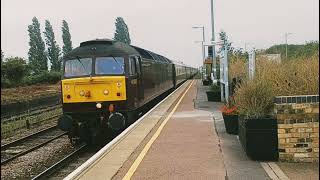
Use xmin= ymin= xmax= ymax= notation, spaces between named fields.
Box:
xmin=275 ymin=95 xmax=319 ymax=162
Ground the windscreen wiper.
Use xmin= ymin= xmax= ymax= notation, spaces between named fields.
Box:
xmin=75 ymin=56 xmax=92 ymax=79
xmin=110 ymin=56 xmax=122 ymax=67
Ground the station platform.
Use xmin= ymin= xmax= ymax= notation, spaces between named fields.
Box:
xmin=65 ymin=80 xmax=317 ymax=180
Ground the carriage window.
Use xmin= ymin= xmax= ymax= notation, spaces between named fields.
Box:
xmin=95 ymin=57 xmax=124 ymax=75
xmin=64 ymin=58 xmax=92 ymax=77
xmin=136 ymin=56 xmax=141 ymax=74
xmin=129 ymin=56 xmax=137 ymax=75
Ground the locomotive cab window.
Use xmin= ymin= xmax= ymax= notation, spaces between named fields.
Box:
xmin=95 ymin=57 xmax=124 ymax=75
xmin=64 ymin=58 xmax=92 ymax=77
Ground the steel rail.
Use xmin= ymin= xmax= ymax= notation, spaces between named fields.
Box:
xmin=31 ymin=144 xmax=87 ymax=180
xmin=1 ymin=125 xmax=58 ymax=149
xmin=1 ymin=132 xmax=67 ymax=165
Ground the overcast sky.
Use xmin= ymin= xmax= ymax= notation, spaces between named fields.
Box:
xmin=1 ymin=0 xmax=319 ymax=67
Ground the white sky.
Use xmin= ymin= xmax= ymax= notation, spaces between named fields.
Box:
xmin=1 ymin=0 xmax=319 ymax=67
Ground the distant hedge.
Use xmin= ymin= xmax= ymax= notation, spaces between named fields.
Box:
xmin=1 ymin=56 xmax=62 ymax=88
xmin=23 ymin=71 xmax=61 ymax=85
xmin=1 ymin=71 xmax=61 ymax=88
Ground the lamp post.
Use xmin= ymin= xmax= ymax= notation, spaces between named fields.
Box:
xmin=285 ymin=32 xmax=292 ymax=60
xmin=210 ymin=0 xmax=216 ymax=80
xmin=192 ymin=26 xmax=205 ymax=62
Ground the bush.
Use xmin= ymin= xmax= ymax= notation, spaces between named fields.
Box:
xmin=1 ymin=57 xmax=28 ymax=85
xmin=266 ymin=41 xmax=319 ymax=60
xmin=233 ymin=78 xmax=274 ymax=119
xmin=1 ymin=78 xmax=13 ymax=88
xmin=210 ymin=83 xmax=221 ymax=92
xmin=23 ymin=71 xmax=61 ymax=85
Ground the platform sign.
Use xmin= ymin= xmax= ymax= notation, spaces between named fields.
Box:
xmin=203 ymin=41 xmax=224 ymax=81
xmin=203 ymin=58 xmax=213 ymax=64
xmin=203 ymin=41 xmax=224 ymax=46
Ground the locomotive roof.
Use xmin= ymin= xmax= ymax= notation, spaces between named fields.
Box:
xmin=64 ymin=39 xmax=139 ymax=58
xmin=64 ymin=39 xmax=172 ymax=64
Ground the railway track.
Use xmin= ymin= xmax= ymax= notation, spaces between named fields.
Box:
xmin=1 ymin=104 xmax=62 ymax=123
xmin=2 ymin=82 xmax=187 ymax=179
xmin=31 ymin=143 xmax=89 ymax=180
xmin=1 ymin=125 xmax=67 ymax=165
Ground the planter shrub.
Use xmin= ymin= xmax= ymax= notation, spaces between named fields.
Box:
xmin=234 ymin=78 xmax=278 ymax=160
xmin=206 ymin=84 xmax=221 ymax=102
xmin=222 ymin=113 xmax=238 ymax=134
xmin=206 ymin=91 xmax=221 ymax=102
xmin=203 ymin=80 xmax=210 ymax=86
xmin=220 ymin=96 xmax=239 ymax=135
xmin=239 ymin=117 xmax=278 ymax=161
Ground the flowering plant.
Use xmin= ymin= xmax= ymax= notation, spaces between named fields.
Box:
xmin=220 ymin=96 xmax=238 ymax=115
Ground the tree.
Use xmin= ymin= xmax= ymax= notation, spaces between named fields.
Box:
xmin=62 ymin=20 xmax=73 ymax=56
xmin=2 ymin=57 xmax=28 ymax=83
xmin=266 ymin=41 xmax=319 ymax=60
xmin=44 ymin=20 xmax=61 ymax=72
xmin=113 ymin=17 xmax=131 ymax=44
xmin=28 ymin=17 xmax=48 ymax=73
xmin=218 ymin=30 xmax=233 ymax=53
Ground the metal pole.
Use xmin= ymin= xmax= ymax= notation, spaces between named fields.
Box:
xmin=248 ymin=48 xmax=256 ymax=80
xmin=244 ymin=42 xmax=247 ymax=52
xmin=202 ymin=27 xmax=205 ymax=62
xmin=285 ymin=33 xmax=292 ymax=60
xmin=224 ymin=44 xmax=229 ymax=103
xmin=220 ymin=50 xmax=224 ymax=102
xmin=285 ymin=33 xmax=288 ymax=60
xmin=210 ymin=0 xmax=216 ymax=80
xmin=252 ymin=48 xmax=255 ymax=78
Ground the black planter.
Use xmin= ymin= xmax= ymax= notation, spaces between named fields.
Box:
xmin=203 ymin=80 xmax=210 ymax=86
xmin=222 ymin=114 xmax=238 ymax=135
xmin=206 ymin=91 xmax=221 ymax=102
xmin=239 ymin=117 xmax=278 ymax=161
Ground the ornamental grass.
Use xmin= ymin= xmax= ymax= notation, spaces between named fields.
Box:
xmin=255 ymin=55 xmax=319 ymax=96
xmin=231 ymin=55 xmax=319 ymax=119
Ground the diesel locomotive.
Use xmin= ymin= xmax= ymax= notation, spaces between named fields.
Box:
xmin=58 ymin=39 xmax=197 ymax=144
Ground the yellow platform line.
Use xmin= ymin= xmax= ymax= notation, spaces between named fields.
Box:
xmin=122 ymin=80 xmax=194 ymax=180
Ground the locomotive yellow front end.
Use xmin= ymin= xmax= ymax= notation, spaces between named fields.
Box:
xmin=59 ymin=75 xmax=128 ymax=144
xmin=57 ymin=41 xmax=135 ymax=144
xmin=61 ymin=76 xmax=126 ymax=103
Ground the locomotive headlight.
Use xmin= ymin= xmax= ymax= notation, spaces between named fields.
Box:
xmin=79 ymin=90 xmax=85 ymax=96
xmin=96 ymin=103 xmax=102 ymax=109
xmin=103 ymin=89 xmax=109 ymax=95
xmin=117 ymin=82 xmax=122 ymax=87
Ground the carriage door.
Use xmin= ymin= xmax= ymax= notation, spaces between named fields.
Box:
xmin=136 ymin=56 xmax=144 ymax=101
xmin=129 ymin=56 xmax=143 ymax=107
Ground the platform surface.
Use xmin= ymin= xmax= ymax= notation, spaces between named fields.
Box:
xmin=67 ymin=79 xmax=318 ymax=180
xmin=119 ymin=80 xmax=227 ymax=180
